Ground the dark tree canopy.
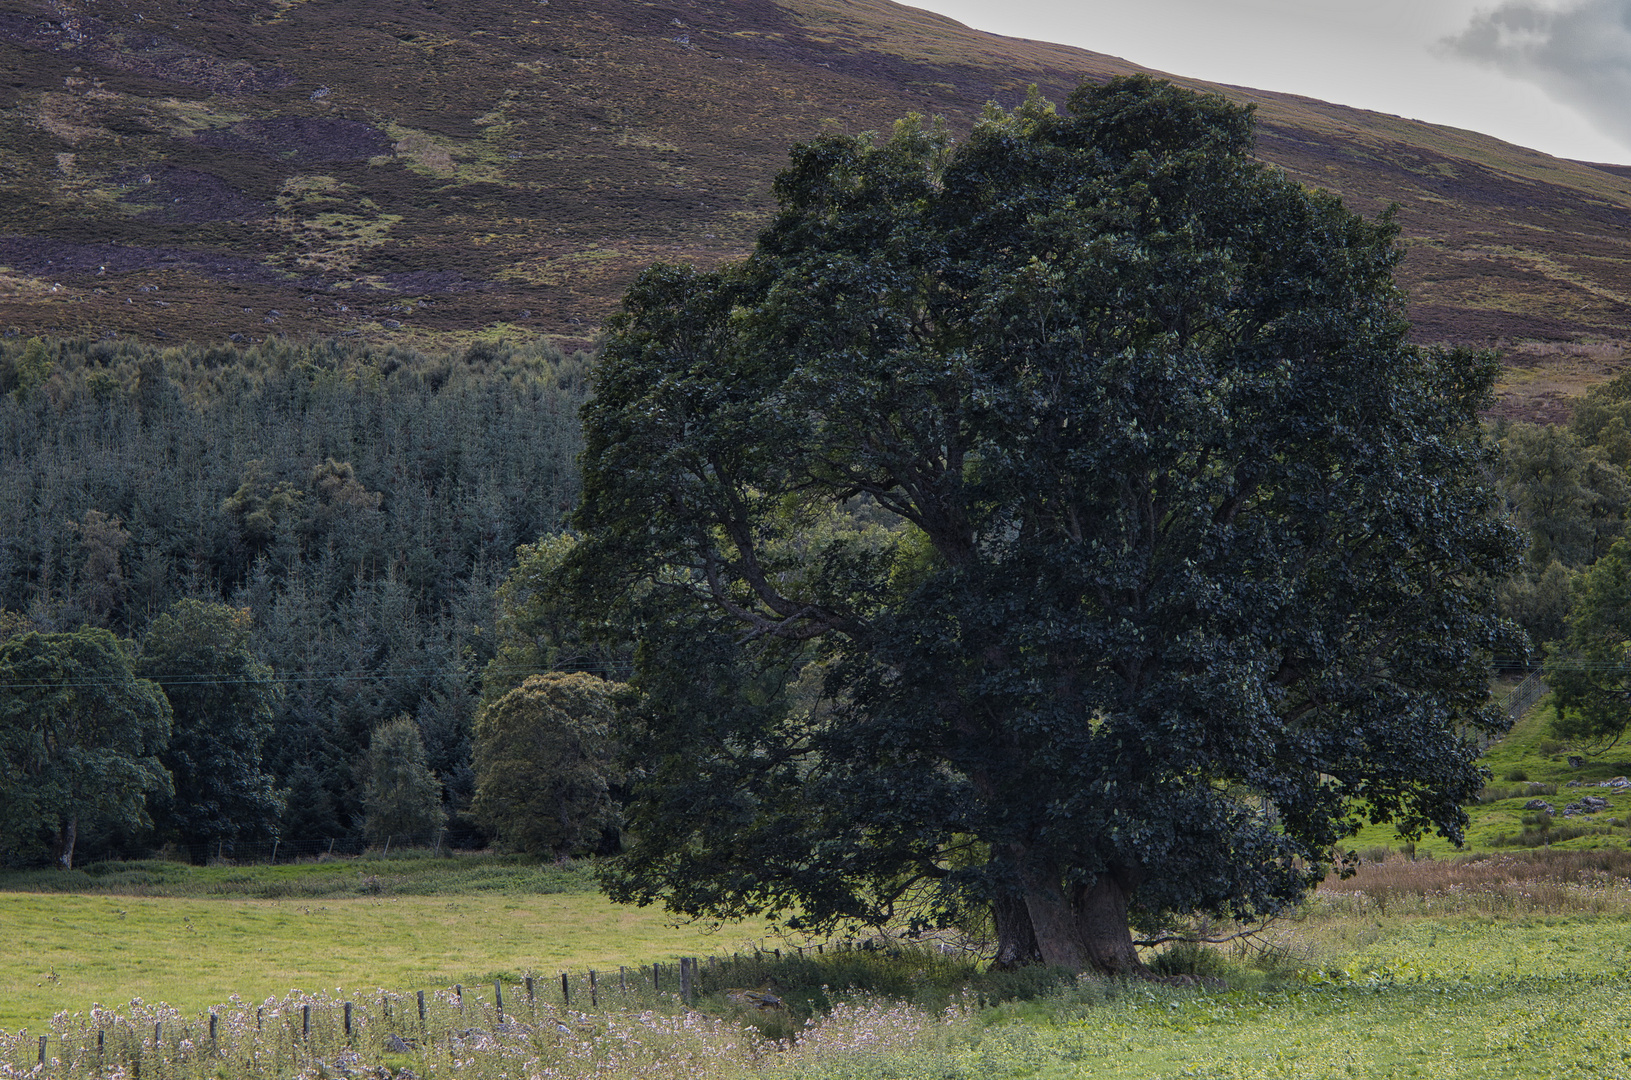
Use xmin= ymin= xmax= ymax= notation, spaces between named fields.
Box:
xmin=0 ymin=627 xmax=171 ymax=869
xmin=138 ymin=600 xmax=283 ymax=858
xmin=1545 ymin=537 xmax=1631 ymax=751
xmin=470 ymin=672 xmax=625 ymax=857
xmin=562 ymin=77 xmax=1518 ymax=975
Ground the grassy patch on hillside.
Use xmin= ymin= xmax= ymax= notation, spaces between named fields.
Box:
xmin=1350 ymin=695 xmax=1631 ymax=859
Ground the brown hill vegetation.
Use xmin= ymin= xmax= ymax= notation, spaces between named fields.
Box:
xmin=2 ymin=0 xmax=1628 ymax=417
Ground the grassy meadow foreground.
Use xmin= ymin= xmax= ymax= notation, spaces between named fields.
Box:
xmin=0 ymin=857 xmax=784 ymax=1036
xmin=5 ymin=851 xmax=1631 ymax=1078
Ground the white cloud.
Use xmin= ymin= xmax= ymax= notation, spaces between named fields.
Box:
xmin=1442 ymin=0 xmax=1631 ymax=151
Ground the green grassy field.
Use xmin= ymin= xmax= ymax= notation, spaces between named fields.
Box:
xmin=0 ymin=857 xmax=784 ymax=1035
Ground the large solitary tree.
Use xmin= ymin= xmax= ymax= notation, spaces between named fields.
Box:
xmin=560 ymin=76 xmax=1519 ymax=975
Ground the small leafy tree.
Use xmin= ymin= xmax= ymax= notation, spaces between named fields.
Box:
xmin=482 ymin=533 xmax=630 ymax=706
xmin=1546 ymin=537 xmax=1631 ymax=751
xmin=138 ymin=600 xmax=283 ymax=859
xmin=0 ymin=627 xmax=171 ymax=868
xmin=363 ymin=715 xmax=445 ymax=846
xmin=470 ymin=672 xmax=624 ymax=856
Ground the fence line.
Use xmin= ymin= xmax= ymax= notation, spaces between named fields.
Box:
xmin=4 ymin=944 xmax=850 ymax=1077
xmin=1499 ymin=668 xmax=1549 ymax=726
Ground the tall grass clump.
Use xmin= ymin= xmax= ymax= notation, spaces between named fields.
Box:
xmin=1313 ymin=847 xmax=1631 ymax=918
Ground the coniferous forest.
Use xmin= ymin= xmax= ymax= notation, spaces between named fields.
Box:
xmin=0 ymin=333 xmax=588 ymax=863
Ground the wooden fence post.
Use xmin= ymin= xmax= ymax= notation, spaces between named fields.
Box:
xmin=525 ymin=975 xmax=535 ymax=1011
xmin=619 ymin=966 xmax=627 ymax=993
xmin=417 ymin=990 xmax=427 ymax=1025
xmin=494 ymin=980 xmax=504 ymax=1022
xmin=589 ymin=970 xmax=598 ymax=1008
xmin=652 ymin=963 xmax=660 ymax=992
xmin=344 ymin=1001 xmax=353 ymax=1038
xmin=302 ymin=1005 xmax=310 ymax=1040
xmin=560 ymin=972 xmax=570 ymax=1006
xmin=679 ymin=957 xmax=693 ymax=1006
xmin=155 ymin=1022 xmax=163 ymax=1048
xmin=210 ymin=1012 xmax=218 ymax=1053
xmin=37 ymin=1035 xmax=46 ymax=1065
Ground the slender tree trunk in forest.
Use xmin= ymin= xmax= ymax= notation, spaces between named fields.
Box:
xmin=55 ymin=815 xmax=77 ymax=871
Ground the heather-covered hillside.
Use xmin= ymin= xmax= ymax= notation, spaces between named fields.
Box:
xmin=1 ymin=0 xmax=1628 ymax=417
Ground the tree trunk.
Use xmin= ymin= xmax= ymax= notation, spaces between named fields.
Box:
xmin=1022 ymin=876 xmax=1092 ymax=971
xmin=991 ymin=889 xmax=1042 ymax=969
xmin=55 ymin=815 xmax=77 ymax=871
xmin=1073 ymin=872 xmax=1145 ymax=976
xmin=1020 ymin=864 xmax=1147 ymax=977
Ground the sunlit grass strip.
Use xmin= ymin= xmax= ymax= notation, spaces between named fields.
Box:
xmin=0 ymin=890 xmax=787 ymax=1035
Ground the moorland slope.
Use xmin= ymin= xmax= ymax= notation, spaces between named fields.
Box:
xmin=2 ymin=0 xmax=1629 ymax=416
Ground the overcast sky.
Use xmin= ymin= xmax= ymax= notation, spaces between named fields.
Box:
xmin=908 ymin=0 xmax=1631 ymax=164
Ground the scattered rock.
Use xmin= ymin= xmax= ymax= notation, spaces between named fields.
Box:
xmin=1564 ymin=795 xmax=1611 ymax=816
xmin=1524 ymin=799 xmax=1554 ymax=812
xmin=1568 ymin=779 xmax=1584 ymax=788
xmin=1569 ymin=755 xmax=1585 ymax=769
xmin=381 ymin=1033 xmax=415 ymax=1053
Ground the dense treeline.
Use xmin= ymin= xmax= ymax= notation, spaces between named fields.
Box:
xmin=5 ymin=322 xmax=1631 ymax=870
xmin=1493 ymin=371 xmax=1631 ymax=654
xmin=1495 ymin=369 xmax=1631 ymax=751
xmin=0 ymin=334 xmax=588 ymax=863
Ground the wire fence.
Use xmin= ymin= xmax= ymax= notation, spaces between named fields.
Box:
xmin=1 ymin=948 xmax=844 ymax=1079
xmin=1499 ymin=668 xmax=1549 ymax=726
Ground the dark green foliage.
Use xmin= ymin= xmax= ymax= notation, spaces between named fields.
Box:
xmin=1497 ymin=560 xmax=1573 ymax=652
xmin=1546 ymin=537 xmax=1631 ymax=751
xmin=1495 ymin=422 xmax=1629 ymax=571
xmin=564 ymin=77 xmax=1519 ymax=974
xmin=1148 ymin=941 xmax=1230 ymax=981
xmin=470 ymin=673 xmax=624 ymax=856
xmin=138 ymin=599 xmax=282 ymax=859
xmin=688 ymin=946 xmax=1075 ymax=1022
xmin=0 ymin=335 xmax=588 ymax=852
xmin=482 ymin=533 xmax=629 ymax=702
xmin=0 ymin=627 xmax=172 ymax=869
xmin=362 ymin=716 xmax=445 ymax=845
